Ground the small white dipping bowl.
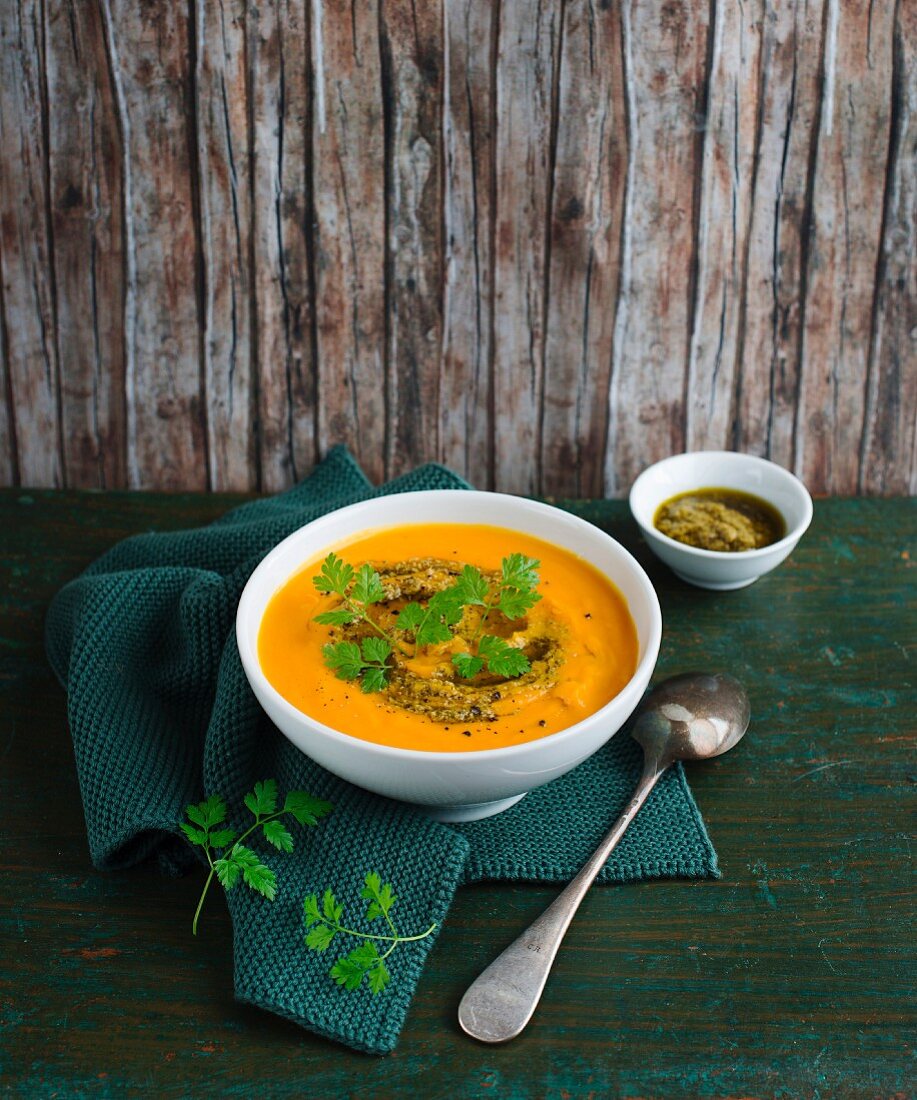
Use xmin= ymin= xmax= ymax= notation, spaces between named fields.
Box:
xmin=629 ymin=451 xmax=813 ymax=591
xmin=236 ymin=491 xmax=662 ymax=822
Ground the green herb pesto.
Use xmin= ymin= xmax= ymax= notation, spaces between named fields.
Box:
xmin=654 ymin=487 xmax=785 ymax=552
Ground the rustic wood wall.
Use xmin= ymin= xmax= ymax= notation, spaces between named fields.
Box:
xmin=0 ymin=0 xmax=914 ymax=496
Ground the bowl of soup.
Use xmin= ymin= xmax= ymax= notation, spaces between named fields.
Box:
xmin=236 ymin=492 xmax=661 ymax=821
xmin=629 ymin=451 xmax=813 ymax=590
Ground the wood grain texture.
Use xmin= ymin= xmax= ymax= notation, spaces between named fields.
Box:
xmin=0 ymin=0 xmax=914 ymax=495
xmin=735 ymin=0 xmax=827 ymax=471
xmin=492 ymin=0 xmax=559 ymax=495
xmin=382 ymin=0 xmax=444 ymax=478
xmin=312 ymin=0 xmax=387 ymax=484
xmin=605 ymin=0 xmax=710 ymax=495
xmin=796 ymin=0 xmax=895 ymax=495
xmin=99 ymin=0 xmax=206 ymax=490
xmin=250 ymin=0 xmax=316 ymax=492
xmin=540 ymin=0 xmax=626 ymax=498
xmin=195 ymin=0 xmax=254 ymax=492
xmin=860 ymin=0 xmax=917 ymax=495
xmin=45 ymin=0 xmax=126 ymax=489
xmin=685 ymin=0 xmax=764 ymax=456
xmin=440 ymin=0 xmax=494 ymax=489
xmin=0 ymin=0 xmax=63 ymax=487
xmin=2 ymin=490 xmax=914 ymax=1095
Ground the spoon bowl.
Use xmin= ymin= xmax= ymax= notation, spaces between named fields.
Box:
xmin=630 ymin=671 xmax=750 ymax=766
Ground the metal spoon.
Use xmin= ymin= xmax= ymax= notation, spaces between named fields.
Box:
xmin=458 ymin=671 xmax=750 ymax=1044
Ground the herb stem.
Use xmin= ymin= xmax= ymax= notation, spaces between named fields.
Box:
xmin=319 ymin=920 xmax=438 ymax=945
xmin=345 ymin=599 xmax=411 ymax=656
xmin=191 ymin=809 xmax=287 ymax=935
xmin=471 ymin=594 xmax=499 ymax=645
xmin=192 ymin=863 xmax=216 ymax=936
xmin=234 ymin=809 xmax=280 ymax=850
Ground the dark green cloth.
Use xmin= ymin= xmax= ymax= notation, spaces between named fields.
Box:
xmin=45 ymin=447 xmax=718 ymax=1055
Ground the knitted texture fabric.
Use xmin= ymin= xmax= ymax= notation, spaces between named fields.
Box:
xmin=45 ymin=446 xmax=718 ymax=1055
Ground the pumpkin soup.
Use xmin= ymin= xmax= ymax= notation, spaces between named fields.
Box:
xmin=257 ymin=524 xmax=638 ymax=752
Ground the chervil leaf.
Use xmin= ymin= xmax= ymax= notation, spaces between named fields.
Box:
xmin=203 ymin=793 xmax=228 ymax=826
xmin=208 ymin=828 xmax=237 ymax=849
xmin=244 ymin=779 xmax=278 ymax=819
xmin=314 ymin=608 xmax=357 ymax=627
xmin=361 ymin=871 xmax=382 ymax=898
xmin=347 ymin=941 xmax=381 ymax=969
xmin=452 ymin=652 xmax=484 ymax=679
xmin=214 ymin=855 xmax=241 ymax=890
xmin=331 ymin=941 xmax=382 ymax=989
xmin=305 ymin=875 xmax=435 ymax=995
xmin=231 ymin=844 xmax=277 ymax=900
xmin=414 ymin=586 xmax=464 ymax=646
xmin=313 ymin=553 xmax=354 ymax=596
xmin=185 ymin=803 xmax=207 ymax=828
xmin=361 ymin=872 xmax=397 ymax=922
xmin=501 ymin=553 xmax=540 ymax=590
xmin=303 ymin=894 xmax=322 ymax=925
xmin=306 ymin=923 xmax=337 ymax=952
xmin=262 ymin=819 xmax=293 ymax=853
xmin=183 ymin=782 xmax=332 ymax=936
xmin=361 ymin=636 xmax=391 ymax=664
xmin=367 ymin=961 xmax=390 ymax=995
xmin=323 ymin=888 xmax=343 ymax=924
xmin=395 ymin=602 xmax=425 ymax=631
xmin=330 ymin=953 xmax=368 ymax=991
xmin=415 ymin=616 xmax=454 ymax=648
xmin=498 ymin=587 xmax=541 ymax=621
xmin=361 ymin=666 xmax=388 ymax=693
xmin=322 ymin=641 xmax=364 ymax=680
xmin=179 ymin=822 xmax=209 ymax=847
xmin=428 ymin=586 xmax=466 ymax=624
xmin=478 ymin=634 xmax=531 ymax=678
xmin=284 ymin=792 xmax=334 ymax=827
xmin=186 ymin=793 xmax=227 ymax=830
xmin=351 ymin=564 xmax=386 ymax=606
xmin=454 ymin=565 xmax=489 ymax=605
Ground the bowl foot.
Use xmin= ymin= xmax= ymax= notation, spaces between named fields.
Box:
xmin=671 ymin=569 xmax=758 ymax=590
xmin=417 ymin=793 xmax=527 ymax=823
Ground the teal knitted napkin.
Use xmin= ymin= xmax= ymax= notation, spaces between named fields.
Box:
xmin=45 ymin=446 xmax=717 ymax=1055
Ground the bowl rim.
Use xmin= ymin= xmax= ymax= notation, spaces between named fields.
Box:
xmin=236 ymin=489 xmax=662 ymax=762
xmin=628 ymin=450 xmax=814 ymax=561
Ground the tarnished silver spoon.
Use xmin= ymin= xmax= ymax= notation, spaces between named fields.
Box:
xmin=458 ymin=671 xmax=750 ymax=1044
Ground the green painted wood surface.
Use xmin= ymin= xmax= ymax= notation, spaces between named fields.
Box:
xmin=0 ymin=491 xmax=913 ymax=1098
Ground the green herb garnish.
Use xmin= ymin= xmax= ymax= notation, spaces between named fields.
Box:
xmin=180 ymin=780 xmax=333 ymax=935
xmin=395 ymin=583 xmax=468 ymax=647
xmin=313 ymin=554 xmax=409 ymax=690
xmin=313 ymin=551 xmax=542 ymax=692
xmin=321 ymin=637 xmax=393 ymax=693
xmin=313 ymin=556 xmax=388 ymax=635
xmin=304 ymin=872 xmax=437 ymax=994
xmin=452 ymin=633 xmax=532 ymax=679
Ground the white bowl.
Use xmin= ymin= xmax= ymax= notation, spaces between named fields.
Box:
xmin=629 ymin=451 xmax=813 ymax=590
xmin=236 ymin=491 xmax=662 ymax=821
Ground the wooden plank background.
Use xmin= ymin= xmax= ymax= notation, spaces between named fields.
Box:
xmin=0 ymin=0 xmax=914 ymax=495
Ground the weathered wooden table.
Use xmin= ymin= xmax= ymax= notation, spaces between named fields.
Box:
xmin=1 ymin=491 xmax=913 ymax=1097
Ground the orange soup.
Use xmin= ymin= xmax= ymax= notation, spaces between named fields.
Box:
xmin=257 ymin=524 xmax=638 ymax=752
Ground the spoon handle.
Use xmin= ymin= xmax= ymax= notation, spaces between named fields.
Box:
xmin=458 ymin=760 xmax=666 ymax=1044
